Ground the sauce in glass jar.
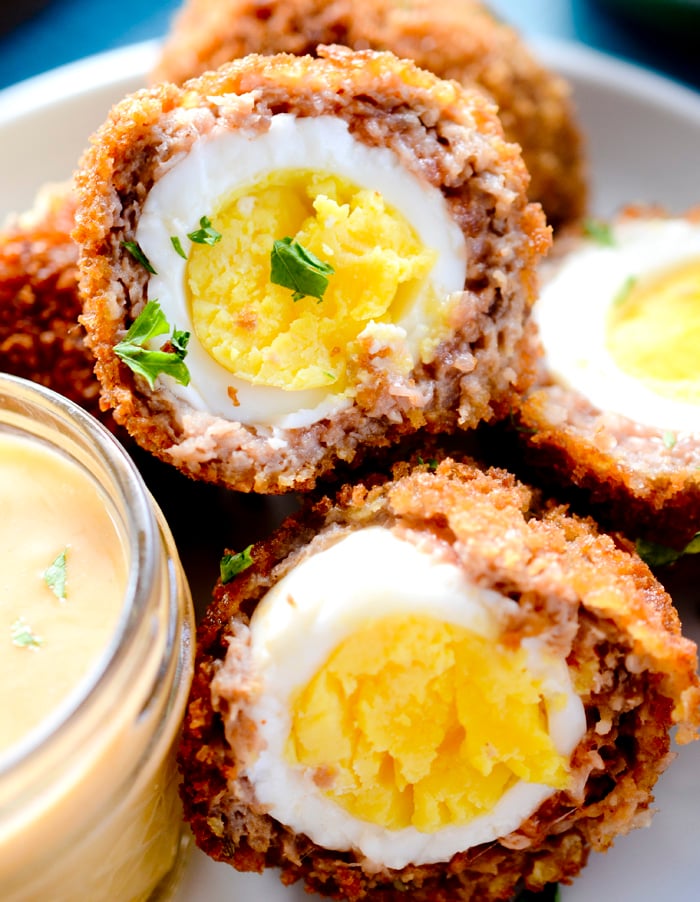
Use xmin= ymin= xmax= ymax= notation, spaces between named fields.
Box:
xmin=0 ymin=374 xmax=194 ymax=901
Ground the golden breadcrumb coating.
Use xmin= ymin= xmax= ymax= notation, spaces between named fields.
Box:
xmin=0 ymin=185 xmax=104 ymax=419
xmin=153 ymin=0 xmax=587 ymax=230
xmin=74 ymin=46 xmax=548 ymax=493
xmin=179 ymin=456 xmax=700 ymax=901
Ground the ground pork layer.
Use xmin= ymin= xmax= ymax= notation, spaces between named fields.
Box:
xmin=152 ymin=0 xmax=587 ymax=231
xmin=179 ymin=457 xmax=700 ymax=902
xmin=74 ymin=45 xmax=549 ymax=494
xmin=511 ymin=208 xmax=700 ymax=549
xmin=0 ymin=184 xmax=106 ymax=421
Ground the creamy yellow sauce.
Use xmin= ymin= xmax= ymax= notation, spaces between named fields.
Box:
xmin=0 ymin=432 xmax=127 ymax=753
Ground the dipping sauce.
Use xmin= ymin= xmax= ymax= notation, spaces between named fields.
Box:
xmin=0 ymin=431 xmax=127 ymax=753
xmin=0 ymin=375 xmax=194 ymax=902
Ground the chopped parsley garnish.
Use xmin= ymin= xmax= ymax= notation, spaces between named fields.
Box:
xmin=122 ymin=240 xmax=157 ymax=274
xmin=220 ymin=545 xmax=254 ymax=584
xmin=612 ymin=274 xmax=637 ymax=307
xmin=582 ymin=217 xmax=615 ymax=246
xmin=417 ymin=455 xmax=439 ymax=471
xmin=270 ymin=237 xmax=335 ymax=302
xmin=636 ymin=531 xmax=700 ymax=568
xmin=171 ymin=235 xmax=187 ymax=259
xmin=663 ymin=430 xmax=677 ymax=449
xmin=43 ymin=548 xmax=67 ymax=602
xmin=187 ymin=215 xmax=222 ymax=246
xmin=11 ymin=617 xmax=43 ymax=649
xmin=114 ymin=300 xmax=191 ymax=389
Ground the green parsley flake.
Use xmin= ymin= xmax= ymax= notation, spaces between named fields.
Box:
xmin=114 ymin=300 xmax=191 ymax=389
xmin=270 ymin=237 xmax=335 ymax=302
xmin=582 ymin=217 xmax=615 ymax=247
xmin=220 ymin=545 xmax=254 ymax=584
xmin=187 ymin=215 xmax=222 ymax=246
xmin=612 ymin=274 xmax=637 ymax=307
xmin=11 ymin=617 xmax=43 ymax=649
xmin=171 ymin=235 xmax=187 ymax=259
xmin=122 ymin=240 xmax=157 ymax=274
xmin=636 ymin=531 xmax=700 ymax=568
xmin=663 ymin=430 xmax=677 ymax=449
xmin=43 ymin=548 xmax=67 ymax=602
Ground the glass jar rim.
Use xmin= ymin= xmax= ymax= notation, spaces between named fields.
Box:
xmin=0 ymin=374 xmax=159 ymax=777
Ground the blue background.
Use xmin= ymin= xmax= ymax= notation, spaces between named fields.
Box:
xmin=0 ymin=0 xmax=699 ymax=94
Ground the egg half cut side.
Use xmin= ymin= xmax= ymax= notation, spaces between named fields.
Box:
xmin=229 ymin=526 xmax=586 ymax=870
xmin=534 ymin=216 xmax=700 ymax=432
xmin=135 ymin=114 xmax=468 ymax=430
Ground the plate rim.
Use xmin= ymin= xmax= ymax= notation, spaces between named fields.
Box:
xmin=1 ymin=34 xmax=700 ymax=126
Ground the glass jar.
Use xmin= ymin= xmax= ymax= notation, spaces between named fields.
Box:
xmin=0 ymin=374 xmax=195 ymax=901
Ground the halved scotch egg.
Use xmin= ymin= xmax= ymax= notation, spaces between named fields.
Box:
xmin=73 ymin=45 xmax=550 ymax=493
xmin=514 ymin=208 xmax=700 ymax=546
xmin=179 ymin=458 xmax=700 ymax=901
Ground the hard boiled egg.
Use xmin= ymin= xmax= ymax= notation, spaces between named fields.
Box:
xmin=534 ymin=215 xmax=700 ymax=432
xmin=135 ymin=114 xmax=467 ymax=429
xmin=233 ymin=526 xmax=586 ymax=870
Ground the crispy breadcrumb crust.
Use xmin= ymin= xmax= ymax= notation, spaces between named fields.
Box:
xmin=0 ymin=184 xmax=104 ymax=419
xmin=74 ymin=46 xmax=549 ymax=494
xmin=179 ymin=457 xmax=700 ymax=901
xmin=153 ymin=0 xmax=587 ymax=231
xmin=512 ymin=207 xmax=700 ymax=548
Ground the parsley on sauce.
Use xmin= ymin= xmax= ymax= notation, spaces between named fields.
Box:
xmin=43 ymin=548 xmax=68 ymax=602
xmin=10 ymin=617 xmax=43 ymax=650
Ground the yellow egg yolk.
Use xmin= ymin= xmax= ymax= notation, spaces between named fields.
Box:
xmin=286 ymin=614 xmax=570 ymax=833
xmin=607 ymin=259 xmax=700 ymax=405
xmin=186 ymin=170 xmax=438 ymax=392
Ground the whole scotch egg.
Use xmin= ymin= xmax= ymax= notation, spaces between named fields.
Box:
xmin=515 ymin=209 xmax=700 ymax=545
xmin=74 ymin=46 xmax=550 ymax=493
xmin=180 ymin=458 xmax=700 ymax=900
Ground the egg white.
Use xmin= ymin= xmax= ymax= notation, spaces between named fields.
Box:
xmin=134 ymin=114 xmax=467 ymax=429
xmin=243 ymin=526 xmax=586 ymax=870
xmin=535 ymin=216 xmax=700 ymax=432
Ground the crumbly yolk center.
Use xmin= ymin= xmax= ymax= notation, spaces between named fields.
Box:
xmin=607 ymin=258 xmax=700 ymax=404
xmin=287 ymin=614 xmax=570 ymax=832
xmin=186 ymin=170 xmax=437 ymax=392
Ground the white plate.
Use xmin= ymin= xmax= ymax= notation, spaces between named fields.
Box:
xmin=0 ymin=37 xmax=699 ymax=902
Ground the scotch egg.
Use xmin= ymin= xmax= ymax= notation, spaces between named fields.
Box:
xmin=238 ymin=526 xmax=585 ymax=870
xmin=179 ymin=458 xmax=700 ymax=900
xmin=516 ymin=209 xmax=700 ymax=545
xmin=535 ymin=214 xmax=700 ymax=432
xmin=74 ymin=46 xmax=549 ymax=492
